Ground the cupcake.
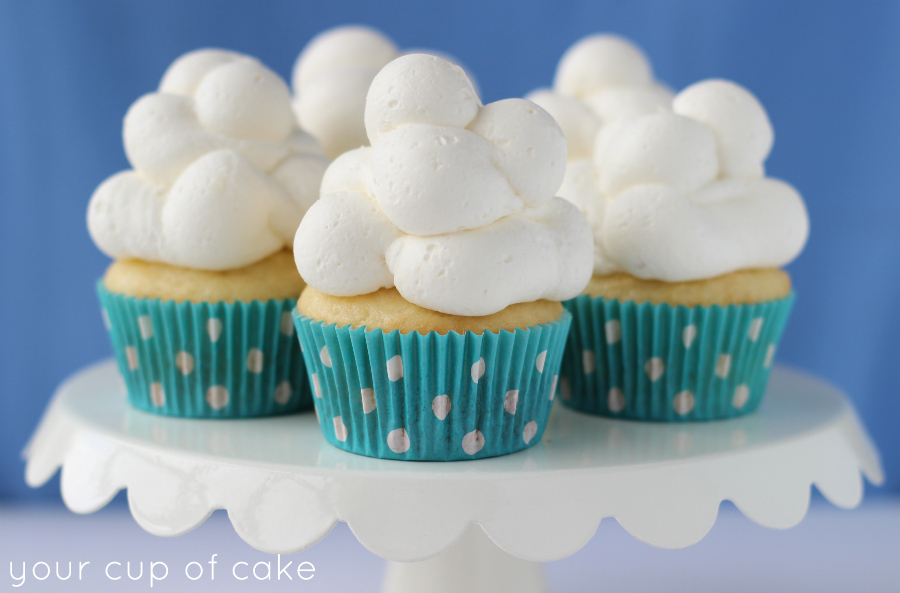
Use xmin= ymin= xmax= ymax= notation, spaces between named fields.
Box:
xmin=553 ymin=76 xmax=809 ymax=421
xmin=291 ymin=25 xmax=474 ymax=159
xmin=88 ymin=49 xmax=329 ymax=418
xmin=292 ymin=54 xmax=594 ymax=460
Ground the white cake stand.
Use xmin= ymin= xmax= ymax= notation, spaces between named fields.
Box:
xmin=25 ymin=359 xmax=883 ymax=593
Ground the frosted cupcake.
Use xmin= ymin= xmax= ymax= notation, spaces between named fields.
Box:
xmin=555 ymin=78 xmax=809 ymax=421
xmin=292 ymin=25 xmax=474 ymax=159
xmin=88 ymin=49 xmax=329 ymax=418
xmin=292 ymin=54 xmax=593 ymax=460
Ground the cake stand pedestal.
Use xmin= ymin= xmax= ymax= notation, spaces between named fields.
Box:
xmin=25 ymin=360 xmax=882 ymax=593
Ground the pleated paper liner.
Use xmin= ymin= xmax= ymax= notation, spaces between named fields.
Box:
xmin=98 ymin=281 xmax=312 ymax=418
xmin=293 ymin=309 xmax=572 ymax=461
xmin=559 ymin=293 xmax=795 ymax=421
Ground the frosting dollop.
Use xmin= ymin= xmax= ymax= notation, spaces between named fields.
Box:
xmin=88 ymin=49 xmax=328 ymax=271
xmin=529 ymin=36 xmax=807 ymax=281
xmin=527 ymin=34 xmax=673 ymax=162
xmin=593 ymin=80 xmax=809 ymax=281
xmin=294 ymin=54 xmax=593 ymax=316
xmin=292 ymin=26 xmax=475 ymax=159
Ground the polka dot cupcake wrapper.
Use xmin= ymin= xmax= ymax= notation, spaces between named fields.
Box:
xmin=98 ymin=282 xmax=312 ymax=418
xmin=559 ymin=293 xmax=795 ymax=421
xmin=293 ymin=309 xmax=572 ymax=461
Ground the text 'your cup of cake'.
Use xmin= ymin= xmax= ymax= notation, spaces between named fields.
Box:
xmin=292 ymin=53 xmax=594 ymax=460
xmin=535 ymin=36 xmax=809 ymax=420
xmin=88 ymin=49 xmax=329 ymax=418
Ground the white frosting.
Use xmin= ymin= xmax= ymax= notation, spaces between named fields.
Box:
xmin=88 ymin=49 xmax=328 ymax=271
xmin=554 ymin=35 xmax=655 ymax=98
xmin=294 ymin=54 xmax=593 ymax=316
xmin=526 ymin=34 xmax=673 ymax=164
xmin=531 ymin=36 xmax=807 ymax=281
xmin=591 ymin=80 xmax=808 ymax=281
xmin=292 ymin=26 xmax=475 ymax=159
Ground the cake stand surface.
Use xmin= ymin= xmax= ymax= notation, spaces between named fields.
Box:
xmin=25 ymin=359 xmax=882 ymax=593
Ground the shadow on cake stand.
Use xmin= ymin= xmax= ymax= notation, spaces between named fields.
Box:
xmin=25 ymin=360 xmax=883 ymax=593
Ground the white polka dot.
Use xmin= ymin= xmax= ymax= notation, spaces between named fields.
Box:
xmin=582 ymin=350 xmax=595 ymax=374
xmin=471 ymin=358 xmax=486 ymax=383
xmin=549 ymin=375 xmax=558 ymax=401
xmin=535 ymin=350 xmax=547 ymax=373
xmin=764 ymin=344 xmax=776 ymax=368
xmin=311 ymin=373 xmax=322 ymax=398
xmin=386 ymin=355 xmax=403 ymax=382
xmin=504 ymin=390 xmax=519 ymax=414
xmin=683 ymin=325 xmax=697 ymax=348
xmin=101 ymin=309 xmax=111 ymax=331
xmin=175 ymin=351 xmax=194 ymax=375
xmin=150 ymin=382 xmax=165 ymax=407
xmin=673 ymin=431 xmax=692 ymax=455
xmin=733 ymin=384 xmax=750 ymax=409
xmin=715 ymin=354 xmax=732 ymax=378
xmin=605 ymin=319 xmax=621 ymax=344
xmin=432 ymin=395 xmax=451 ymax=420
xmin=274 ymin=381 xmax=292 ymax=405
xmin=124 ymin=346 xmax=139 ymax=371
xmin=281 ymin=311 xmax=294 ymax=336
xmin=748 ymin=317 xmax=764 ymax=341
xmin=320 ymin=346 xmax=332 ymax=368
xmin=645 ymin=357 xmax=665 ymax=381
xmin=462 ymin=430 xmax=485 ymax=455
xmin=138 ymin=316 xmax=154 ymax=340
xmin=523 ymin=421 xmax=538 ymax=445
xmin=313 ymin=404 xmax=320 ymax=423
xmin=361 ymin=388 xmax=376 ymax=414
xmin=206 ymin=386 xmax=229 ymax=410
xmin=333 ymin=416 xmax=348 ymax=442
xmin=561 ymin=376 xmax=571 ymax=401
xmin=607 ymin=387 xmax=625 ymax=412
xmin=673 ymin=390 xmax=695 ymax=415
xmin=207 ymin=318 xmax=223 ymax=342
xmin=246 ymin=348 xmax=264 ymax=373
xmin=387 ymin=428 xmax=410 ymax=453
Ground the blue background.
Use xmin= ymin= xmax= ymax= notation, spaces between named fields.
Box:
xmin=1 ymin=0 xmax=898 ymax=501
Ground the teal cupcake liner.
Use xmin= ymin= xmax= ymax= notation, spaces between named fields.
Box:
xmin=293 ymin=310 xmax=572 ymax=460
xmin=98 ymin=281 xmax=312 ymax=418
xmin=559 ymin=293 xmax=795 ymax=421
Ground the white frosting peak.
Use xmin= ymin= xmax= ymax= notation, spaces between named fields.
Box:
xmin=554 ymin=34 xmax=655 ymax=99
xmin=364 ymin=54 xmax=481 ymax=144
xmin=89 ymin=49 xmax=327 ymax=271
xmin=293 ymin=26 xmax=398 ymax=90
xmin=292 ymin=26 xmax=476 ymax=160
xmin=673 ymin=79 xmax=774 ymax=179
xmin=295 ymin=54 xmax=593 ymax=316
xmin=526 ymin=34 xmax=673 ymax=164
xmin=292 ymin=27 xmax=399 ymax=159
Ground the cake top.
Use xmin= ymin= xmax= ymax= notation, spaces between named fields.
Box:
xmin=294 ymin=54 xmax=593 ymax=317
xmin=584 ymin=79 xmax=809 ymax=281
xmin=292 ymin=25 xmax=475 ymax=160
xmin=88 ymin=49 xmax=329 ymax=271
